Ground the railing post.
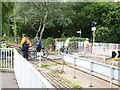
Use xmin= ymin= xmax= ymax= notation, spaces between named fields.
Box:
xmin=6 ymin=49 xmax=7 ymax=68
xmin=11 ymin=49 xmax=13 ymax=69
xmin=62 ymin=53 xmax=64 ymax=72
xmin=0 ymin=49 xmax=2 ymax=68
xmin=110 ymin=67 xmax=114 ymax=88
xmin=89 ymin=61 xmax=93 ymax=87
xmin=73 ymin=57 xmax=76 ymax=78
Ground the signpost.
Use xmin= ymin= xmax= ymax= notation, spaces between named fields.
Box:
xmin=91 ymin=22 xmax=97 ymax=47
xmin=77 ymin=30 xmax=82 ymax=52
xmin=77 ymin=30 xmax=82 ymax=41
xmin=91 ymin=27 xmax=96 ymax=47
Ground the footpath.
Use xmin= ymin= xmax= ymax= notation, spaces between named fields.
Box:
xmin=0 ymin=71 xmax=18 ymax=89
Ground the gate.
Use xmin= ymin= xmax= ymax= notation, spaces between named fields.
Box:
xmin=0 ymin=48 xmax=14 ymax=70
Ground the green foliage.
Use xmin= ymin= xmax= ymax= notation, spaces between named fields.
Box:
xmin=2 ymin=2 xmax=120 ymax=43
xmin=2 ymin=2 xmax=15 ymax=36
xmin=95 ymin=26 xmax=119 ymax=43
xmin=14 ymin=2 xmax=74 ymax=39
xmin=42 ymin=37 xmax=54 ymax=48
xmin=70 ymin=2 xmax=120 ymax=43
xmin=95 ymin=27 xmax=110 ymax=43
xmin=57 ymin=37 xmax=83 ymax=41
xmin=72 ymin=82 xmax=81 ymax=89
xmin=40 ymin=64 xmax=49 ymax=68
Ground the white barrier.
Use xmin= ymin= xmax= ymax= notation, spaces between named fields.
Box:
xmin=0 ymin=48 xmax=14 ymax=70
xmin=63 ymin=54 xmax=120 ymax=88
xmin=55 ymin=41 xmax=120 ymax=56
xmin=14 ymin=49 xmax=54 ymax=88
xmin=92 ymin=43 xmax=120 ymax=56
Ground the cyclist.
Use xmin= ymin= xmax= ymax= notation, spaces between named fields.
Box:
xmin=19 ymin=34 xmax=30 ymax=59
xmin=36 ymin=38 xmax=42 ymax=52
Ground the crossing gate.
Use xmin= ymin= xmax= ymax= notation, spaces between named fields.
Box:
xmin=0 ymin=48 xmax=14 ymax=70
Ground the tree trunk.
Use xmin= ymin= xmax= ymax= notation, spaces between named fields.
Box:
xmin=34 ymin=22 xmax=42 ymax=39
xmin=39 ymin=12 xmax=48 ymax=39
xmin=40 ymin=24 xmax=45 ymax=39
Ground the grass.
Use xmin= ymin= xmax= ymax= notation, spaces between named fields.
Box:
xmin=50 ymin=69 xmax=82 ymax=88
xmin=50 ymin=63 xmax=58 ymax=66
xmin=39 ymin=60 xmax=82 ymax=88
xmin=40 ymin=64 xmax=49 ymax=68
xmin=72 ymin=82 xmax=82 ymax=89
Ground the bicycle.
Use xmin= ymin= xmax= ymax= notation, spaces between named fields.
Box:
xmin=60 ymin=46 xmax=72 ymax=54
xmin=18 ymin=47 xmax=48 ymax=60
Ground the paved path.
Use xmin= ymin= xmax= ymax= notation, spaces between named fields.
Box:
xmin=0 ymin=71 xmax=18 ymax=89
xmin=48 ymin=54 xmax=62 ymax=60
xmin=62 ymin=65 xmax=119 ymax=88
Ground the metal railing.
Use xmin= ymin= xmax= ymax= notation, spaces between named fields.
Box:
xmin=62 ymin=53 xmax=120 ymax=88
xmin=56 ymin=41 xmax=120 ymax=56
xmin=0 ymin=48 xmax=14 ymax=70
xmin=14 ymin=49 xmax=54 ymax=88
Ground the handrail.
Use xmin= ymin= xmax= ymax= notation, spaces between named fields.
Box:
xmin=62 ymin=53 xmax=120 ymax=88
xmin=14 ymin=49 xmax=54 ymax=88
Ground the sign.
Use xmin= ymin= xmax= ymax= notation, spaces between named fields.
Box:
xmin=91 ymin=27 xmax=96 ymax=31
xmin=112 ymin=51 xmax=120 ymax=58
xmin=77 ymin=31 xmax=81 ymax=34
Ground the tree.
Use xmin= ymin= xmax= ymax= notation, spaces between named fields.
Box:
xmin=2 ymin=2 xmax=15 ymax=36
xmin=70 ymin=2 xmax=120 ymax=43
xmin=14 ymin=2 xmax=74 ymax=39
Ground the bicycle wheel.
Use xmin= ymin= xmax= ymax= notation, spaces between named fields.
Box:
xmin=41 ymin=49 xmax=48 ymax=58
xmin=28 ymin=50 xmax=37 ymax=60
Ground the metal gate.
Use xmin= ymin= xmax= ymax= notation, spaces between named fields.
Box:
xmin=0 ymin=48 xmax=14 ymax=70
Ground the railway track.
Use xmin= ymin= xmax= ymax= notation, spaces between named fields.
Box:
xmin=40 ymin=71 xmax=71 ymax=88
xmin=29 ymin=59 xmax=72 ymax=88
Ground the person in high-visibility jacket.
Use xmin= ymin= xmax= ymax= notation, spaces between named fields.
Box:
xmin=1 ymin=41 xmax=7 ymax=60
xmin=19 ymin=34 xmax=27 ymax=47
xmin=19 ymin=34 xmax=30 ymax=59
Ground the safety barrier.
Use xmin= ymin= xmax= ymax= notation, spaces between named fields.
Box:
xmin=62 ymin=54 xmax=120 ymax=88
xmin=0 ymin=48 xmax=14 ymax=70
xmin=92 ymin=43 xmax=120 ymax=56
xmin=14 ymin=49 xmax=54 ymax=88
xmin=55 ymin=41 xmax=120 ymax=56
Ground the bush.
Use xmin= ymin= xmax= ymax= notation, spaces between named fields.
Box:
xmin=95 ymin=27 xmax=112 ymax=43
xmin=57 ymin=37 xmax=84 ymax=41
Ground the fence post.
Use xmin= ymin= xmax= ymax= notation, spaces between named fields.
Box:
xmin=0 ymin=49 xmax=2 ymax=68
xmin=62 ymin=54 xmax=64 ymax=72
xmin=6 ymin=49 xmax=7 ymax=68
xmin=11 ymin=49 xmax=13 ymax=69
xmin=89 ymin=61 xmax=93 ymax=87
xmin=73 ymin=57 xmax=76 ymax=78
xmin=110 ymin=67 xmax=114 ymax=88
